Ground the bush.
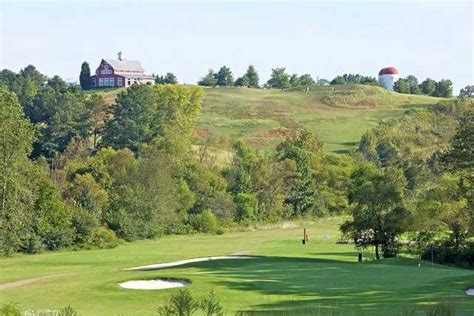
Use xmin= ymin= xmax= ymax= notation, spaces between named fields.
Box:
xmin=234 ymin=193 xmax=257 ymax=223
xmin=0 ymin=302 xmax=21 ymax=316
xmin=158 ymin=289 xmax=199 ymax=316
xmin=421 ymin=240 xmax=474 ymax=268
xmin=87 ymin=227 xmax=120 ymax=249
xmin=200 ymin=291 xmax=223 ymax=316
xmin=21 ymin=232 xmax=45 ymax=254
xmin=59 ymin=305 xmax=78 ymax=316
xmin=158 ymin=290 xmax=224 ymax=316
xmin=189 ymin=210 xmax=218 ymax=233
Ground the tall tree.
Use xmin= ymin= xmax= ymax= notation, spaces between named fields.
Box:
xmin=289 ymin=74 xmax=300 ymax=87
xmin=86 ymin=94 xmax=108 ymax=150
xmin=163 ymin=73 xmax=178 ymax=84
xmin=299 ymin=74 xmax=315 ymax=86
xmin=0 ymin=86 xmax=35 ymax=255
xmin=434 ymin=79 xmax=453 ymax=98
xmin=394 ymin=79 xmax=410 ymax=94
xmin=197 ymin=70 xmax=217 ymax=87
xmin=266 ymin=68 xmax=290 ymax=88
xmin=79 ymin=61 xmax=92 ymax=90
xmin=277 ymin=130 xmax=325 ymax=216
xmin=215 ymin=66 xmax=234 ymax=87
xmin=341 ymin=164 xmax=410 ymax=259
xmin=245 ymin=65 xmax=259 ymax=88
xmin=459 ymin=85 xmax=474 ymax=98
xmin=103 ymin=84 xmax=202 ymax=153
xmin=234 ymin=75 xmax=249 ymax=87
xmin=420 ymin=78 xmax=437 ymax=96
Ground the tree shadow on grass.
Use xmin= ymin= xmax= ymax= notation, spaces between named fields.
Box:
xmin=176 ymin=256 xmax=474 ymax=314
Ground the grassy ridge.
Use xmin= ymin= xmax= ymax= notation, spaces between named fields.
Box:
xmin=197 ymin=85 xmax=441 ymax=153
xmin=1 ymin=218 xmax=473 ymax=315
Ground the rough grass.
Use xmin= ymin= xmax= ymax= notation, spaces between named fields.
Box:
xmin=1 ymin=218 xmax=473 ymax=315
xmin=198 ymin=85 xmax=441 ymax=153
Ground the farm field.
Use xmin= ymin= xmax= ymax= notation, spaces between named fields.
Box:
xmin=1 ymin=218 xmax=473 ymax=315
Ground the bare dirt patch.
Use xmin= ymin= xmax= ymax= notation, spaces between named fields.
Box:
xmin=0 ymin=273 xmax=72 ymax=291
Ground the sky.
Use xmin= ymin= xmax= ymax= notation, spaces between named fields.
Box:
xmin=1 ymin=1 xmax=472 ymax=93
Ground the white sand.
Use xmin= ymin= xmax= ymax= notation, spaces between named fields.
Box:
xmin=466 ymin=288 xmax=474 ymax=296
xmin=125 ymin=256 xmax=255 ymax=271
xmin=119 ymin=279 xmax=189 ymax=290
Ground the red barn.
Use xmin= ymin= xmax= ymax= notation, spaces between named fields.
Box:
xmin=91 ymin=52 xmax=155 ymax=88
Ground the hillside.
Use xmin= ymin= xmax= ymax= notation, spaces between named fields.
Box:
xmin=95 ymin=85 xmax=443 ymax=153
xmin=198 ymin=85 xmax=442 ymax=153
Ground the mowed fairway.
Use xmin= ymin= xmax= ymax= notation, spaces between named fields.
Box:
xmin=198 ymin=85 xmax=441 ymax=153
xmin=1 ymin=218 xmax=473 ymax=315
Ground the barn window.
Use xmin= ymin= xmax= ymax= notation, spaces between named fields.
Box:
xmin=117 ymin=77 xmax=122 ymax=86
xmin=110 ymin=77 xmax=114 ymax=86
xmin=99 ymin=78 xmax=104 ymax=87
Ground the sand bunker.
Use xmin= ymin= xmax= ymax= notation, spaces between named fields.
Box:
xmin=119 ymin=279 xmax=189 ymax=290
xmin=466 ymin=288 xmax=474 ymax=296
xmin=125 ymin=255 xmax=254 ymax=271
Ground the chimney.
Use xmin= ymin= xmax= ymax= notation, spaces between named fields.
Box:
xmin=117 ymin=51 xmax=123 ymax=61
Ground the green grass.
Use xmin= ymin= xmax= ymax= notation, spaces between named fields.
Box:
xmin=198 ymin=85 xmax=442 ymax=153
xmin=1 ymin=218 xmax=473 ymax=315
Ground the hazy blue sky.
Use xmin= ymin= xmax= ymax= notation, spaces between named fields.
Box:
xmin=1 ymin=1 xmax=472 ymax=92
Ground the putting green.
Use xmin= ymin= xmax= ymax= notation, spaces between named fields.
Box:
xmin=1 ymin=218 xmax=473 ymax=315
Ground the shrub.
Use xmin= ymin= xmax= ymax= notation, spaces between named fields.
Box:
xmin=59 ymin=305 xmax=78 ymax=316
xmin=158 ymin=289 xmax=199 ymax=316
xmin=0 ymin=302 xmax=21 ymax=316
xmin=21 ymin=232 xmax=45 ymax=254
xmin=234 ymin=193 xmax=257 ymax=223
xmin=200 ymin=291 xmax=223 ymax=316
xmin=421 ymin=240 xmax=474 ymax=268
xmin=87 ymin=227 xmax=120 ymax=249
xmin=189 ymin=210 xmax=218 ymax=233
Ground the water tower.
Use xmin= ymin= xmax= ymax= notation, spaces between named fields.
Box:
xmin=378 ymin=67 xmax=399 ymax=90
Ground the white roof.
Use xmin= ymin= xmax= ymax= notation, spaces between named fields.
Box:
xmin=103 ymin=59 xmax=145 ymax=73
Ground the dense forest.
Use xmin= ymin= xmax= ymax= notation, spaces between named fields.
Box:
xmin=0 ymin=65 xmax=472 ymax=268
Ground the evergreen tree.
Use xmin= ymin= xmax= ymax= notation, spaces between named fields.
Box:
xmin=245 ymin=65 xmax=259 ymax=88
xmin=215 ymin=66 xmax=234 ymax=87
xmin=197 ymin=70 xmax=217 ymax=87
xmin=266 ymin=68 xmax=290 ymax=88
xmin=163 ymin=72 xmax=178 ymax=84
xmin=79 ymin=61 xmax=92 ymax=90
xmin=235 ymin=75 xmax=250 ymax=87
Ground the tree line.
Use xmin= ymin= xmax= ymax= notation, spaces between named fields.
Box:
xmin=0 ymin=65 xmax=472 ymax=268
xmin=79 ymin=59 xmax=461 ymax=99
xmin=394 ymin=75 xmax=453 ymax=97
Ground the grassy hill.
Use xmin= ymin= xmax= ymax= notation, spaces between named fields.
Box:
xmin=198 ymin=85 xmax=442 ymax=153
xmin=94 ymin=85 xmax=443 ymax=153
xmin=1 ymin=218 xmax=473 ymax=315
